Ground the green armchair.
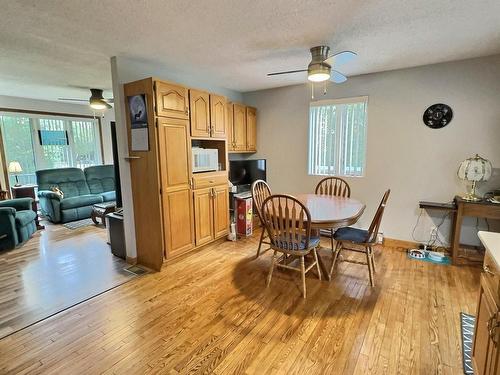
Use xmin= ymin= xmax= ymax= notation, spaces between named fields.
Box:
xmin=0 ymin=198 xmax=37 ymax=250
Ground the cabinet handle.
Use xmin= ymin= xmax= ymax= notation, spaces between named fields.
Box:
xmin=488 ymin=314 xmax=500 ymax=344
xmin=189 ymin=178 xmax=193 ymax=190
xmin=484 ymin=264 xmax=496 ymax=276
xmin=185 ymin=107 xmax=189 ymax=116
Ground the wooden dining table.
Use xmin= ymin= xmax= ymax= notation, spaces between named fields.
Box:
xmin=293 ymin=194 xmax=366 ymax=280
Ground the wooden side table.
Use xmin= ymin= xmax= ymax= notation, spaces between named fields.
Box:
xmin=91 ymin=202 xmax=116 ymax=227
xmin=11 ymin=185 xmax=44 ymax=230
xmin=420 ymin=197 xmax=500 ymax=265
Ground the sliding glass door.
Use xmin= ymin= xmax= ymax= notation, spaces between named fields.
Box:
xmin=0 ymin=112 xmax=102 ymax=187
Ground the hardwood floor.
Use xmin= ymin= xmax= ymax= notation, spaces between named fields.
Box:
xmin=0 ymin=230 xmax=480 ymax=374
xmin=0 ymin=221 xmax=133 ymax=339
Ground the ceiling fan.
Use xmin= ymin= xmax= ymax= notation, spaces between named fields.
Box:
xmin=58 ymin=88 xmax=113 ymax=110
xmin=267 ymin=46 xmax=357 ymax=86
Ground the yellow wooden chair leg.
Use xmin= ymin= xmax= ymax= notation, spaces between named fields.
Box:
xmin=256 ymin=229 xmax=266 ymax=258
xmin=300 ymin=256 xmax=306 ymax=298
xmin=313 ymin=247 xmax=322 ymax=280
xmin=266 ymin=250 xmax=277 ymax=287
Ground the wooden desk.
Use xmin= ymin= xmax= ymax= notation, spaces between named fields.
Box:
xmin=420 ymin=197 xmax=500 ymax=265
xmin=452 ymin=197 xmax=500 ymax=265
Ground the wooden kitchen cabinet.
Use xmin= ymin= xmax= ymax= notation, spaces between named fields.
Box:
xmin=193 ymin=188 xmax=214 ymax=246
xmin=210 ymin=94 xmax=227 ymax=138
xmin=193 ymin=184 xmax=229 ymax=246
xmin=473 ymin=235 xmax=500 ymax=375
xmin=189 ymin=89 xmax=211 ymax=137
xmin=163 ymin=189 xmax=195 ymax=256
xmin=155 ymin=81 xmax=189 ymax=119
xmin=246 ymin=106 xmax=257 ymax=151
xmin=157 ymin=117 xmax=194 ymax=257
xmin=227 ymin=103 xmax=257 ymax=153
xmin=213 ymin=185 xmax=229 ymax=238
xmin=232 ymin=103 xmax=247 ymax=151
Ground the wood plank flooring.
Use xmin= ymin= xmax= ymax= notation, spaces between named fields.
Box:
xmin=0 ymin=230 xmax=480 ymax=374
xmin=0 ymin=221 xmax=133 ymax=339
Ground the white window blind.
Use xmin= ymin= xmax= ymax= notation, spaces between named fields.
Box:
xmin=0 ymin=113 xmax=102 ymax=186
xmin=308 ymin=96 xmax=368 ymax=177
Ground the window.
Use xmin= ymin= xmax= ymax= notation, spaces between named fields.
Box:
xmin=0 ymin=112 xmax=102 ymax=186
xmin=308 ymin=96 xmax=368 ymax=177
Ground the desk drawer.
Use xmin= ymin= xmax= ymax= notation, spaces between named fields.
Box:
xmin=484 ymin=250 xmax=500 ymax=304
xmin=192 ymin=172 xmax=227 ymax=190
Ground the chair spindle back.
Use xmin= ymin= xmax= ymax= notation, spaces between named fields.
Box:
xmin=251 ymin=180 xmax=272 ymax=222
xmin=367 ymin=189 xmax=391 ymax=243
xmin=315 ymin=177 xmax=351 ymax=197
xmin=261 ymin=194 xmax=312 ymax=251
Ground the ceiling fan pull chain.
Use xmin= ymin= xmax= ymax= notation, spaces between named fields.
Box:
xmin=323 ymin=81 xmax=327 ymax=95
xmin=311 ymin=83 xmax=314 ymax=99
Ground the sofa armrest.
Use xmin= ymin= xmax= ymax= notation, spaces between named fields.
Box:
xmin=0 ymin=207 xmax=18 ymax=250
xmin=0 ymin=207 xmax=16 ymax=216
xmin=0 ymin=198 xmax=32 ymax=211
xmin=38 ymin=190 xmax=62 ymax=201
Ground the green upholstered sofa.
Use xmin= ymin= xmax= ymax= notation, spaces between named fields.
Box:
xmin=36 ymin=165 xmax=116 ymax=223
xmin=0 ymin=198 xmax=36 ymax=250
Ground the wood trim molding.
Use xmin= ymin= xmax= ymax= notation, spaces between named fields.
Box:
xmin=0 ymin=107 xmax=98 ymax=119
xmin=383 ymin=237 xmax=419 ymax=250
xmin=126 ymin=256 xmax=137 ymax=265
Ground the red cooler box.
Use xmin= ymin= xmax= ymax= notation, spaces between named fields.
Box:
xmin=236 ymin=196 xmax=253 ymax=237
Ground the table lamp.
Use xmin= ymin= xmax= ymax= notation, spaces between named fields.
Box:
xmin=457 ymin=154 xmax=492 ymax=201
xmin=8 ymin=161 xmax=23 ymax=186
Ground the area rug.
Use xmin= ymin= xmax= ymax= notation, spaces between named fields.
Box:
xmin=460 ymin=312 xmax=476 ymax=374
xmin=63 ymin=218 xmax=96 ymax=230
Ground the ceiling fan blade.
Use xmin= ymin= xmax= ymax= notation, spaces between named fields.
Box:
xmin=105 ymin=98 xmax=114 ymax=103
xmin=58 ymin=98 xmax=87 ymax=102
xmin=330 ymin=70 xmax=348 ymax=83
xmin=267 ymin=69 xmax=308 ymax=76
xmin=324 ymin=51 xmax=357 ymax=66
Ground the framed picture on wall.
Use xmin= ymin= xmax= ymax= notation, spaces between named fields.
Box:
xmin=128 ymin=94 xmax=149 ymax=151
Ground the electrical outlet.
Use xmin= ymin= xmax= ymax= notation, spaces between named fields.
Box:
xmin=377 ymin=232 xmax=384 ymax=244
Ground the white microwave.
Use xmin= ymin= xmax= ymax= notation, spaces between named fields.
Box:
xmin=192 ymin=147 xmax=219 ymax=173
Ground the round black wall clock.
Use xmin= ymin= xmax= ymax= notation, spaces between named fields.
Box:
xmin=423 ymin=103 xmax=453 ymax=129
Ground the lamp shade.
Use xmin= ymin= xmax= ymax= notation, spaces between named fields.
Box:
xmin=8 ymin=161 xmax=22 ymax=173
xmin=457 ymin=154 xmax=492 ymax=182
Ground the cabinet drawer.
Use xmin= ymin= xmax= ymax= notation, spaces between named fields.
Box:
xmin=484 ymin=250 xmax=500 ymax=304
xmin=192 ymin=172 xmax=227 ymax=190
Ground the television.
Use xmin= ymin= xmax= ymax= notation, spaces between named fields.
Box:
xmin=229 ymin=159 xmax=266 ymax=187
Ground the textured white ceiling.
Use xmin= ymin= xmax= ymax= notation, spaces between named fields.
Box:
xmin=0 ymin=0 xmax=499 ymax=101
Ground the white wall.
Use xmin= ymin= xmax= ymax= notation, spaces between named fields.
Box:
xmin=0 ymin=95 xmax=115 ymax=189
xmin=111 ymin=55 xmax=243 ymax=259
xmin=242 ymin=55 xmax=500 ymax=246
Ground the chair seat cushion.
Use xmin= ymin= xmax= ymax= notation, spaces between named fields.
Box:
xmin=275 ymin=235 xmax=320 ymax=250
xmin=60 ymin=194 xmax=103 ymax=210
xmin=334 ymin=227 xmax=369 ymax=243
xmin=15 ymin=210 xmax=36 ymax=226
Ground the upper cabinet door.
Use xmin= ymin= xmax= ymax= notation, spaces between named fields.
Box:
xmin=157 ymin=118 xmax=191 ymax=192
xmin=233 ymin=103 xmax=247 ymax=151
xmin=155 ymin=81 xmax=189 ymax=119
xmin=210 ymin=94 xmax=227 ymax=138
xmin=227 ymin=102 xmax=234 ymax=150
xmin=189 ymin=89 xmax=210 ymax=137
xmin=246 ymin=106 xmax=257 ymax=152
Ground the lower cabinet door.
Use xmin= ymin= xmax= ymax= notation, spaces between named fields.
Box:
xmin=473 ymin=274 xmax=500 ymax=375
xmin=194 ymin=188 xmax=214 ymax=246
xmin=213 ymin=185 xmax=229 ymax=238
xmin=163 ymin=189 xmax=195 ymax=257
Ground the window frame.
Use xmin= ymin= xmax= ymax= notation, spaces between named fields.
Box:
xmin=0 ymin=108 xmax=104 ymax=190
xmin=308 ymin=96 xmax=368 ymax=178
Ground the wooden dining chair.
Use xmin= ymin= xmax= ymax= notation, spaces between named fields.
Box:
xmin=251 ymin=180 xmax=272 ymax=258
xmin=329 ymin=189 xmax=390 ymax=287
xmin=261 ymin=194 xmax=322 ymax=298
xmin=314 ymin=177 xmax=351 ymax=252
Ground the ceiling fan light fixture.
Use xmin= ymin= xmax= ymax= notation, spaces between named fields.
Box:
xmin=89 ymin=89 xmax=111 ymax=110
xmin=307 ymin=64 xmax=331 ymax=82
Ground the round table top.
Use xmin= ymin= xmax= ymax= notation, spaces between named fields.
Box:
xmin=293 ymin=194 xmax=366 ymax=229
